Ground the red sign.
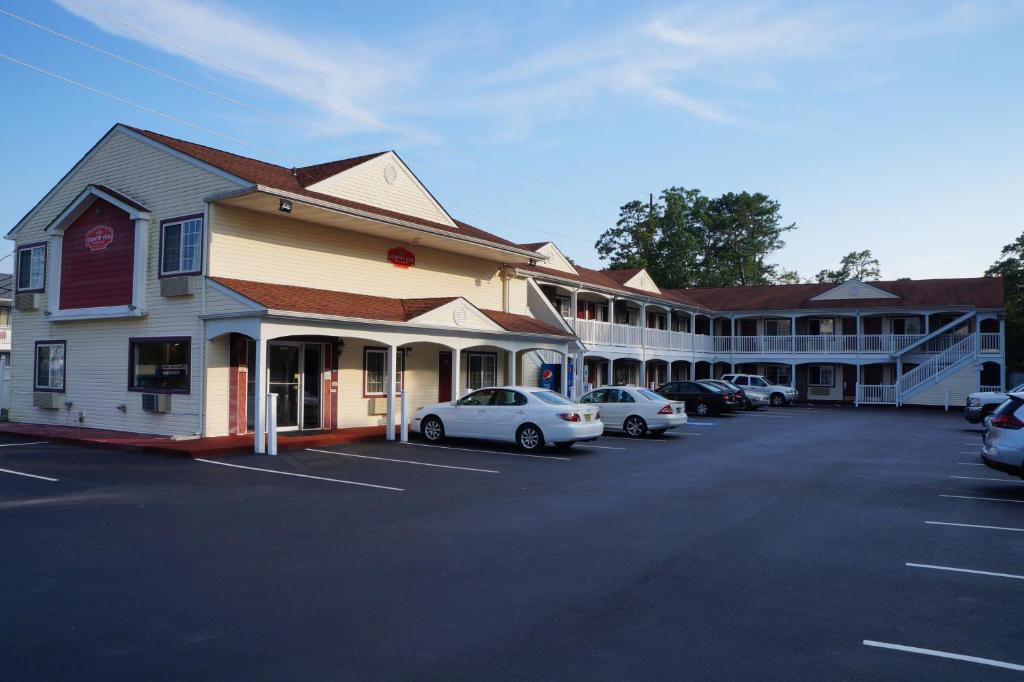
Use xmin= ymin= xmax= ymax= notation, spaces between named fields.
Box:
xmin=387 ymin=246 xmax=415 ymax=269
xmin=85 ymin=225 xmax=114 ymax=251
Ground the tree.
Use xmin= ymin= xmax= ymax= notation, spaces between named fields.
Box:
xmin=986 ymin=229 xmax=1024 ymax=374
xmin=815 ymin=250 xmax=881 ymax=283
xmin=595 ymin=188 xmax=794 ymax=288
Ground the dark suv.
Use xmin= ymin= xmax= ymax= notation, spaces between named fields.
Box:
xmin=656 ymin=381 xmax=738 ymax=416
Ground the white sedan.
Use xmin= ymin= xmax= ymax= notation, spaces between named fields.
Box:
xmin=578 ymin=386 xmax=687 ymax=437
xmin=411 ymin=386 xmax=603 ymax=451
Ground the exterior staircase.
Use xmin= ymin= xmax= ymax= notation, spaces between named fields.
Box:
xmin=895 ymin=334 xmax=977 ymax=405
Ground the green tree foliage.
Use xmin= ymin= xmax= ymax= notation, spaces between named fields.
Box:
xmin=814 ymin=250 xmax=882 ymax=283
xmin=986 ymin=229 xmax=1024 ymax=373
xmin=595 ymin=188 xmax=795 ymax=288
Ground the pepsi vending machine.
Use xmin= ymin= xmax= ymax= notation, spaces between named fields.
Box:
xmin=539 ymin=363 xmax=560 ymax=392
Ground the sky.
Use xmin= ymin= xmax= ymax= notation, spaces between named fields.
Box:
xmin=0 ymin=0 xmax=1022 ymax=281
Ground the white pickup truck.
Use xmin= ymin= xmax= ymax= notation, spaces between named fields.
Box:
xmin=964 ymin=382 xmax=1024 ymax=423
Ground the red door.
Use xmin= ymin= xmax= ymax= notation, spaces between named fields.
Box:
xmin=438 ymin=351 xmax=452 ymax=402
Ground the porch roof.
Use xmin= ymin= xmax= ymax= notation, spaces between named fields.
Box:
xmin=210 ymin=277 xmax=573 ymax=337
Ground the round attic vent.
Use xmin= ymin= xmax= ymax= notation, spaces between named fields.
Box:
xmin=453 ymin=306 xmax=467 ymax=326
xmin=383 ymin=164 xmax=398 ymax=185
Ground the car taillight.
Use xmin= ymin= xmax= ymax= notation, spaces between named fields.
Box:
xmin=557 ymin=412 xmax=581 ymax=422
xmin=992 ymin=413 xmax=1024 ymax=430
xmin=658 ymin=404 xmax=673 ymax=414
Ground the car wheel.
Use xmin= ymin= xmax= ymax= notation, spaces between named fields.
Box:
xmin=516 ymin=423 xmax=545 ymax=452
xmin=624 ymin=415 xmax=648 ymax=438
xmin=770 ymin=393 xmax=785 ymax=407
xmin=695 ymin=402 xmax=710 ymax=416
xmin=421 ymin=416 xmax=444 ymax=443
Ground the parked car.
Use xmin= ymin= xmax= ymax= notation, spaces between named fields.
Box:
xmin=980 ymin=392 xmax=1024 ymax=479
xmin=578 ymin=386 xmax=687 ymax=437
xmin=721 ymin=374 xmax=799 ymax=406
xmin=965 ymin=383 xmax=1024 ymax=424
xmin=656 ymin=381 xmax=738 ymax=416
xmin=700 ymin=379 xmax=767 ymax=410
xmin=412 ymin=386 xmax=603 ymax=451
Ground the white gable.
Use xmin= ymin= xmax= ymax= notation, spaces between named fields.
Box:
xmin=623 ymin=269 xmax=661 ymax=294
xmin=305 ymin=151 xmax=456 ymax=228
xmin=408 ymin=298 xmax=503 ymax=332
xmin=535 ymin=242 xmax=577 ymax=275
xmin=810 ymin=279 xmax=899 ymax=301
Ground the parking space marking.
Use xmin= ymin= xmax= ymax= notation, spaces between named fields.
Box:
xmin=679 ymin=431 xmax=703 ymax=436
xmin=863 ymin=640 xmax=1024 ymax=672
xmin=956 ymin=462 xmax=984 ymax=466
xmin=906 ymin=563 xmax=1024 ymax=581
xmin=940 ymin=494 xmax=1024 ymax=504
xmin=402 ymin=442 xmax=571 ymax=461
xmin=306 ymin=448 xmax=499 ymax=474
xmin=194 ymin=458 xmax=404 ymax=490
xmin=0 ymin=466 xmax=58 ymax=482
xmin=959 ymin=451 xmax=979 ymax=454
xmin=601 ymin=435 xmax=667 ymax=443
xmin=686 ymin=421 xmax=718 ymax=426
xmin=740 ymin=413 xmax=794 ymax=419
xmin=925 ymin=521 xmax=1024 ymax=533
xmin=580 ymin=444 xmax=626 ymax=450
xmin=0 ymin=441 xmax=49 ymax=448
xmin=949 ymin=475 xmax=1024 ymax=484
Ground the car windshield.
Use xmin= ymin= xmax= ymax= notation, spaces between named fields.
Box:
xmin=532 ymin=390 xmax=575 ymax=405
xmin=637 ymin=389 xmax=664 ymax=401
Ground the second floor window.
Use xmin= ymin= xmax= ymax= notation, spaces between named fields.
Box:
xmin=17 ymin=243 xmax=46 ymax=292
xmin=161 ymin=216 xmax=203 ymax=276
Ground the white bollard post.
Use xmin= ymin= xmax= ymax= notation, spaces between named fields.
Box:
xmin=266 ymin=393 xmax=278 ymax=456
xmin=400 ymin=393 xmax=409 ymax=443
xmin=944 ymin=388 xmax=949 ymax=412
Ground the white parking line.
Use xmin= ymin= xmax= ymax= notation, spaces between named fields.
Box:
xmin=0 ymin=466 xmax=58 ymax=482
xmin=195 ymin=458 xmax=404 ymax=490
xmin=601 ymin=435 xmax=667 ymax=443
xmin=401 ymin=442 xmax=571 ymax=461
xmin=679 ymin=431 xmax=703 ymax=436
xmin=306 ymin=448 xmax=499 ymax=473
xmin=949 ymin=475 xmax=1024 ymax=484
xmin=957 ymin=462 xmax=984 ymax=466
xmin=580 ymin=444 xmax=626 ymax=450
xmin=940 ymin=494 xmax=1024 ymax=504
xmin=863 ymin=640 xmax=1024 ymax=672
xmin=686 ymin=421 xmax=718 ymax=426
xmin=925 ymin=520 xmax=1024 ymax=532
xmin=0 ymin=441 xmax=49 ymax=448
xmin=960 ymin=451 xmax=979 ymax=454
xmin=740 ymin=413 xmax=794 ymax=419
xmin=906 ymin=562 xmax=1024 ymax=580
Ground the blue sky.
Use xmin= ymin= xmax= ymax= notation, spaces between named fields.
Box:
xmin=1 ymin=0 xmax=1022 ymax=280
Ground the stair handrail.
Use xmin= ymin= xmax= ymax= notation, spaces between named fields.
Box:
xmin=891 ymin=310 xmax=975 ymax=358
xmin=897 ymin=334 xmax=975 ymax=396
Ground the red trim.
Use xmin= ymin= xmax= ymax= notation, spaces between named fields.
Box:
xmin=362 ymin=346 xmax=405 ymax=398
xmin=16 ymin=241 xmax=47 ymax=293
xmin=33 ymin=339 xmax=66 ymax=392
xmin=158 ymin=213 xmax=204 ymax=278
xmin=128 ymin=336 xmax=192 ymax=394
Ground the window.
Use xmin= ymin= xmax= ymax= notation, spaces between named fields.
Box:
xmin=892 ymin=317 xmax=922 ymax=335
xmin=160 ymin=215 xmax=203 ymax=276
xmin=17 ymin=243 xmax=46 ymax=292
xmin=765 ymin=319 xmax=791 ymax=336
xmin=129 ymin=337 xmax=191 ymax=393
xmin=608 ymin=389 xmax=636 ymax=403
xmin=733 ymin=376 xmax=749 ymax=385
xmin=364 ymin=347 xmax=404 ymax=396
xmin=0 ymin=308 xmax=10 ymax=327
xmin=807 ymin=365 xmax=835 ymax=387
xmin=493 ymin=390 xmax=527 ymax=406
xmin=580 ymin=389 xmax=607 ymax=404
xmin=555 ymin=296 xmax=571 ymax=318
xmin=34 ymin=341 xmax=65 ymax=392
xmin=458 ymin=389 xmax=495 ymax=406
xmin=808 ymin=318 xmax=834 ymax=335
xmin=637 ymin=389 xmax=663 ymax=401
xmin=751 ymin=377 xmax=769 ymax=388
xmin=765 ymin=365 xmax=792 ymax=386
xmin=532 ymin=390 xmax=574 ymax=405
xmin=467 ymin=352 xmax=497 ymax=390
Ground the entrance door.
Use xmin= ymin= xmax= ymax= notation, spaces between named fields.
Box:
xmin=438 ymin=351 xmax=452 ymax=402
xmin=843 ymin=365 xmax=857 ymax=401
xmin=302 ymin=344 xmax=323 ymax=430
xmin=268 ymin=344 xmax=301 ymax=430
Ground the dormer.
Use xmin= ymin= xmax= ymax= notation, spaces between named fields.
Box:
xmin=810 ymin=279 xmax=899 ymax=301
xmin=605 ymin=268 xmax=661 ymax=294
xmin=522 ymin=242 xmax=576 ymax=274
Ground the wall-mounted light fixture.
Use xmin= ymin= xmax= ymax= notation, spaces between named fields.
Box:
xmin=279 ymin=198 xmax=293 ymax=213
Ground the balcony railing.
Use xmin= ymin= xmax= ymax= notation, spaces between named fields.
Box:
xmin=857 ymin=385 xmax=897 ymax=404
xmin=568 ymin=319 xmax=1003 ymax=357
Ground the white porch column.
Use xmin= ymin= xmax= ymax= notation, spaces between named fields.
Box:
xmin=790 ymin=315 xmax=797 ymax=352
xmin=924 ymin=313 xmax=930 ymax=335
xmin=451 ymin=349 xmax=461 ymax=399
xmin=253 ymin=335 xmax=267 ymax=454
xmin=730 ymin=315 xmax=736 ymax=367
xmin=508 ymin=349 xmax=518 ymax=386
xmin=570 ymin=288 xmax=579 ymax=325
xmin=386 ymin=344 xmax=397 ymax=441
xmin=896 ymin=357 xmax=903 ymax=407
xmin=608 ymin=357 xmax=615 ymax=386
xmin=575 ymin=349 xmax=585 ymax=395
xmin=561 ymin=345 xmax=571 ymax=396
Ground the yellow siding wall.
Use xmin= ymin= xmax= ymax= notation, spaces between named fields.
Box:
xmin=905 ymin=364 xmax=979 ymax=407
xmin=205 ymin=335 xmax=231 ymax=437
xmin=210 ymin=205 xmax=506 ymax=311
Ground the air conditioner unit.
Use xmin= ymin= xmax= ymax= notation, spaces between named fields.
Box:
xmin=15 ymin=293 xmax=40 ymax=311
xmin=369 ymin=396 xmax=401 ymax=415
xmin=160 ymin=276 xmax=197 ymax=297
xmin=141 ymin=393 xmax=171 ymax=413
xmin=33 ymin=392 xmax=62 ymax=409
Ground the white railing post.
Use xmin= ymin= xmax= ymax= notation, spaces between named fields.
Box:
xmin=266 ymin=392 xmax=278 ymax=456
xmin=400 ymin=385 xmax=409 ymax=443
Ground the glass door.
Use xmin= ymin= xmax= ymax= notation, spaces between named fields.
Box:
xmin=302 ymin=344 xmax=323 ymax=430
xmin=268 ymin=343 xmax=301 ymax=431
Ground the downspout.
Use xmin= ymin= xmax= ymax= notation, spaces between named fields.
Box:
xmin=197 ymin=201 xmax=213 ymax=436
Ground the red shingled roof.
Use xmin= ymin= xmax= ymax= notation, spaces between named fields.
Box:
xmin=669 ymin=277 xmax=1004 ymax=311
xmin=126 ymin=126 xmax=529 ymax=252
xmin=212 ymin=278 xmax=570 ymax=336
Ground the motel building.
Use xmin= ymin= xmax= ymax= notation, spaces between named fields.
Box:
xmin=4 ymin=124 xmax=1007 ymax=447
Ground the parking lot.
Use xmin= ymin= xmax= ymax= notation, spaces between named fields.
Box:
xmin=1 ymin=406 xmax=1022 ymax=680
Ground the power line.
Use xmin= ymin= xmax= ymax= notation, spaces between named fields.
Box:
xmin=1 ymin=7 xmax=612 ymax=226
xmin=60 ymin=0 xmax=610 ymax=202
xmin=0 ymin=53 xmax=592 ymax=244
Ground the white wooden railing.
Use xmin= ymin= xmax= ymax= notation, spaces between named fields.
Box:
xmin=980 ymin=333 xmax=1000 ymax=353
xmin=857 ymin=385 xmax=897 ymax=404
xmin=897 ymin=334 xmax=976 ymax=398
xmin=980 ymin=384 xmax=1003 ymax=393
